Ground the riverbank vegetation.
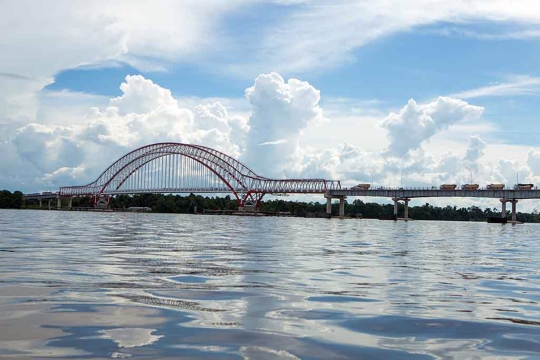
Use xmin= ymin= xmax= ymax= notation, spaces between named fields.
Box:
xmin=17 ymin=191 xmax=540 ymax=223
xmin=0 ymin=190 xmax=23 ymax=209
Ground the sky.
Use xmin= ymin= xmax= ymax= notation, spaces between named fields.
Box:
xmin=2 ymin=0 xmax=540 ymax=210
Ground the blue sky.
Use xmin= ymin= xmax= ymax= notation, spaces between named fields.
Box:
xmin=48 ymin=24 xmax=540 ymax=100
xmin=2 ymin=0 xmax=540 ymax=209
xmin=46 ymin=19 xmax=540 ymax=135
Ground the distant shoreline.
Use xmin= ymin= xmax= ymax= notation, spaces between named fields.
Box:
xmin=5 ymin=190 xmax=539 ymax=223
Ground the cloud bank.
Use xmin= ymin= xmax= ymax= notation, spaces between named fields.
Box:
xmin=381 ymin=97 xmax=484 ymax=157
xmin=3 ymin=72 xmax=539 ymax=201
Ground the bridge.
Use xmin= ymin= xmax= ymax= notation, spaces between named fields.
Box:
xmin=25 ymin=143 xmax=341 ymax=209
xmin=326 ymin=187 xmax=540 ymax=222
xmin=23 ymin=142 xmax=539 ymax=221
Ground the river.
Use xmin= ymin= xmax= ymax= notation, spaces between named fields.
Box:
xmin=1 ymin=209 xmax=540 ymax=359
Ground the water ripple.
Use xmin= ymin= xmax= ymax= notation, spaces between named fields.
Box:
xmin=1 ymin=210 xmax=540 ymax=358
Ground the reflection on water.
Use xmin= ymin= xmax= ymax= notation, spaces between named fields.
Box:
xmin=99 ymin=328 xmax=163 ymax=348
xmin=1 ymin=209 xmax=540 ymax=358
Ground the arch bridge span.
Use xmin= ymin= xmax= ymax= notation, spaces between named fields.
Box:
xmin=59 ymin=143 xmax=341 ymax=207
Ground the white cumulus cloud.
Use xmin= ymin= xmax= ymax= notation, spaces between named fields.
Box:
xmin=464 ymin=135 xmax=486 ymax=164
xmin=241 ymin=72 xmax=324 ymax=178
xmin=527 ymin=149 xmax=540 ymax=174
xmin=5 ymin=75 xmax=247 ymax=190
xmin=380 ymin=97 xmax=484 ymax=157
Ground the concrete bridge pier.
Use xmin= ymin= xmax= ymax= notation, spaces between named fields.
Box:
xmin=339 ymin=196 xmax=346 ymax=217
xmin=392 ymin=197 xmax=411 ymax=220
xmin=68 ymin=197 xmax=73 ymax=209
xmin=57 ymin=197 xmax=61 ymax=209
xmin=39 ymin=199 xmax=42 ymax=208
xmin=324 ymin=195 xmax=347 ymax=217
xmin=326 ymin=196 xmax=332 ymax=214
xmin=404 ymin=198 xmax=410 ymax=219
xmin=500 ymin=199 xmax=518 ymax=222
xmin=47 ymin=199 xmax=52 ymax=210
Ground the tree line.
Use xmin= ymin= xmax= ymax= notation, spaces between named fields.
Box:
xmin=0 ymin=190 xmax=23 ymax=209
xmin=13 ymin=190 xmax=540 ymax=222
xmin=262 ymin=198 xmax=540 ymax=223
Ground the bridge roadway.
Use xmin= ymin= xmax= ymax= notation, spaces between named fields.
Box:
xmin=325 ymin=187 xmax=540 ymax=220
xmin=327 ymin=188 xmax=540 ymax=200
xmin=24 ymin=193 xmax=58 ymax=200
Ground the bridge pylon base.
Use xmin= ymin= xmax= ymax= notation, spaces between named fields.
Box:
xmin=239 ymin=192 xmax=265 ymax=211
xmin=392 ymin=197 xmax=411 ymax=221
xmin=93 ymin=194 xmax=112 ymax=209
xmin=500 ymin=199 xmax=518 ymax=222
xmin=324 ymin=195 xmax=347 ymax=217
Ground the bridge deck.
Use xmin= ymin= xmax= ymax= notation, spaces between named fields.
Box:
xmin=24 ymin=188 xmax=540 ymax=201
xmin=23 ymin=187 xmax=331 ymax=200
xmin=327 ymin=188 xmax=540 ymax=200
xmin=23 ymin=193 xmax=58 ymax=200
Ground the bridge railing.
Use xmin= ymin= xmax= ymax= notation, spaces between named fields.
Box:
xmin=23 ymin=192 xmax=59 ymax=200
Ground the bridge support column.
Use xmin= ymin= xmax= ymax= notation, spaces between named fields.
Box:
xmin=48 ymin=199 xmax=52 ymax=210
xmin=68 ymin=197 xmax=73 ymax=209
xmin=404 ymin=199 xmax=409 ymax=219
xmin=391 ymin=197 xmax=411 ymax=220
xmin=93 ymin=195 xmax=111 ymax=209
xmin=338 ymin=197 xmax=346 ymax=217
xmin=511 ymin=200 xmax=518 ymax=222
xmin=39 ymin=199 xmax=42 ymax=208
xmin=500 ymin=199 xmax=519 ymax=223
xmin=57 ymin=197 xmax=61 ymax=209
xmin=326 ymin=196 xmax=332 ymax=215
xmin=239 ymin=192 xmax=265 ymax=212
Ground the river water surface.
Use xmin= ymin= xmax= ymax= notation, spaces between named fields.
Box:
xmin=1 ymin=209 xmax=540 ymax=359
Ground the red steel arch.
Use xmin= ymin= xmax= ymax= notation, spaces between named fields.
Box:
xmin=59 ymin=143 xmax=341 ymax=207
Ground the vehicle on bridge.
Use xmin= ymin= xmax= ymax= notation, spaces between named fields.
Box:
xmin=440 ymin=184 xmax=457 ymax=190
xmin=351 ymin=183 xmax=371 ymax=190
xmin=487 ymin=184 xmax=505 ymax=190
xmin=514 ymin=183 xmax=535 ymax=190
xmin=461 ymin=184 xmax=479 ymax=190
